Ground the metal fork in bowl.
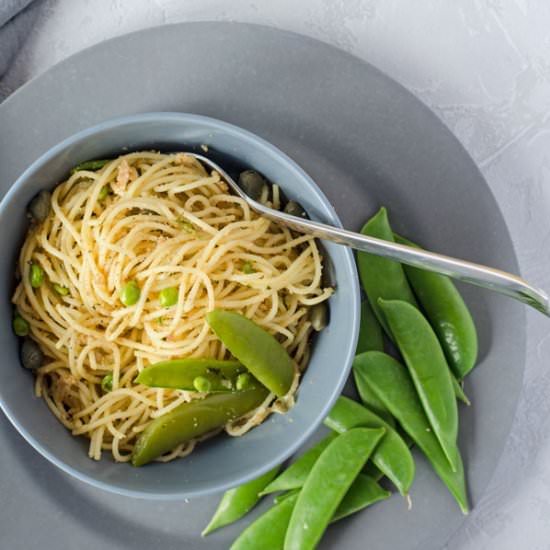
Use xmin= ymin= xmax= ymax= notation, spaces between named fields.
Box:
xmin=189 ymin=153 xmax=549 ymax=316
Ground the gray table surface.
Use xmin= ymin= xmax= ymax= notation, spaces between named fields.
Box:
xmin=2 ymin=2 xmax=550 ymax=549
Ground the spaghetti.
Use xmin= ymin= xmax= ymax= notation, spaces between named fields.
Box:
xmin=12 ymin=152 xmax=332 ymax=462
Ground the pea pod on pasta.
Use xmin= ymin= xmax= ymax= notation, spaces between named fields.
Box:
xmin=135 ymin=358 xmax=246 ymax=392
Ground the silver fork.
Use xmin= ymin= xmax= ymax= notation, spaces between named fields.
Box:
xmin=189 ymin=153 xmax=549 ymax=316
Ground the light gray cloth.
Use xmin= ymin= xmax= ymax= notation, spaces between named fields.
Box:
xmin=0 ymin=0 xmax=38 ymax=96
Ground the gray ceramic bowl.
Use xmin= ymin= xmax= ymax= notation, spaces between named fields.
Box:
xmin=0 ymin=113 xmax=360 ymax=499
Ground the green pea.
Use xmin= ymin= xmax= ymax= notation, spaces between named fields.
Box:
xmin=120 ymin=280 xmax=140 ymax=306
xmin=30 ymin=263 xmax=45 ymax=288
xmin=235 ymin=372 xmax=253 ymax=391
xmin=202 ymin=466 xmax=280 ymax=536
xmin=98 ymin=185 xmax=110 ymax=200
xmin=53 ymin=283 xmax=69 ymax=296
xmin=193 ymin=375 xmax=212 ymax=393
xmin=13 ymin=316 xmax=30 ymax=337
xmin=159 ymin=286 xmax=178 ymax=308
xmin=101 ymin=373 xmax=113 ymax=393
xmin=241 ymin=261 xmax=255 ymax=274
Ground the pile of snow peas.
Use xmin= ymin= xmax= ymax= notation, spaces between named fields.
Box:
xmin=131 ymin=309 xmax=296 ymax=466
xmin=203 ymin=206 xmax=478 ymax=549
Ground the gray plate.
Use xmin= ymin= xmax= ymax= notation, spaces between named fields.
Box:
xmin=0 ymin=22 xmax=525 ymax=550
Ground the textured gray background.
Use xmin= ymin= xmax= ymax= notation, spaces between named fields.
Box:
xmin=2 ymin=2 xmax=550 ymax=549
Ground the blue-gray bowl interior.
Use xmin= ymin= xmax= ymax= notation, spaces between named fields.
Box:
xmin=0 ymin=113 xmax=360 ymax=499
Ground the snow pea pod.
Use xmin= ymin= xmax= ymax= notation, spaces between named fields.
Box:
xmin=230 ymin=492 xmax=298 ymax=550
xmin=231 ymin=474 xmax=389 ymax=550
xmin=274 ymin=489 xmax=300 ymax=505
xmin=332 ymin=473 xmax=390 ymax=521
xmin=260 ymin=433 xmax=337 ymax=495
xmin=356 ymin=207 xmax=417 ymax=337
xmin=379 ymin=299 xmax=459 ymax=472
xmin=355 ymin=351 xmax=469 ymax=513
xmin=70 ymin=159 xmax=111 ymax=174
xmin=353 ymin=301 xmax=394 ymax=425
xmin=285 ymin=427 xmax=385 ymax=550
xmin=394 ymin=234 xmax=478 ymax=379
xmin=206 ymin=309 xmax=294 ymax=397
xmin=354 ymin=367 xmax=394 ymax=427
xmin=324 ymin=396 xmax=414 ymax=496
xmin=131 ymin=384 xmax=269 ymax=466
xmin=134 ymin=358 xmax=244 ymax=391
xmin=202 ymin=466 xmax=280 ymax=536
xmin=356 ymin=300 xmax=384 ymax=354
xmin=452 ymin=375 xmax=471 ymax=406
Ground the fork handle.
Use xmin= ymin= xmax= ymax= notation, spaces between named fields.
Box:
xmin=255 ymin=203 xmax=549 ymax=316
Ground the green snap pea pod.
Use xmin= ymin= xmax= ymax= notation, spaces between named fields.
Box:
xmin=260 ymin=433 xmax=337 ymax=495
xmin=356 ymin=207 xmax=417 ymax=336
xmin=131 ymin=384 xmax=269 ymax=466
xmin=394 ymin=234 xmax=478 ymax=379
xmin=274 ymin=489 xmax=300 ymax=505
xmin=355 ymin=351 xmax=469 ymax=513
xmin=379 ymin=299 xmax=459 ymax=471
xmin=452 ymin=375 xmax=471 ymax=406
xmin=70 ymin=159 xmax=111 ymax=174
xmin=353 ymin=376 xmax=395 ymax=428
xmin=356 ymin=300 xmax=384 ymax=354
xmin=134 ymin=358 xmax=244 ymax=391
xmin=101 ymin=373 xmax=113 ymax=393
xmin=206 ymin=309 xmax=294 ymax=397
xmin=232 ymin=474 xmax=389 ymax=550
xmin=358 ymin=254 xmax=468 ymax=407
xmin=285 ymin=427 xmax=385 ymax=550
xmin=332 ymin=473 xmax=391 ymax=521
xmin=202 ymin=466 xmax=280 ymax=536
xmin=324 ymin=396 xmax=414 ymax=496
xmin=354 ymin=300 xmax=395 ymax=425
xmin=230 ymin=492 xmax=298 ymax=550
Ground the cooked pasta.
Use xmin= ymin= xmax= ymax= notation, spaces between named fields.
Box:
xmin=12 ymin=152 xmax=332 ymax=462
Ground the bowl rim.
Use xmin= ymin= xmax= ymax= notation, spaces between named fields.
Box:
xmin=0 ymin=111 xmax=360 ymax=499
